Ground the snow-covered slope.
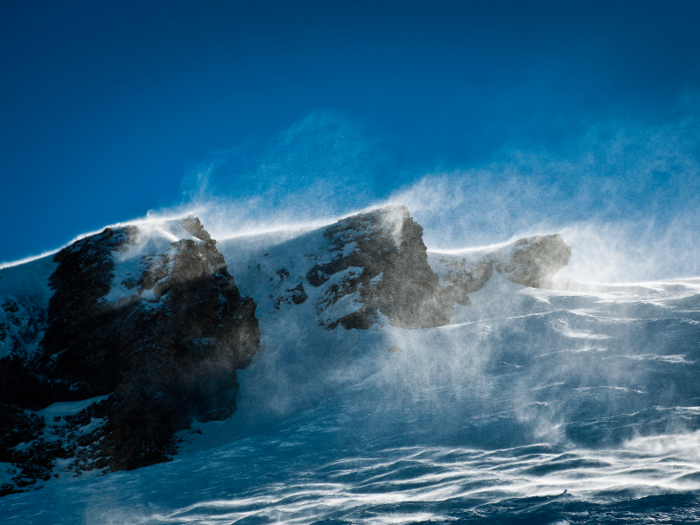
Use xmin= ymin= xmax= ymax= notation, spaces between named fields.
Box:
xmin=3 ymin=272 xmax=700 ymax=523
xmin=2 ymin=205 xmax=700 ymax=523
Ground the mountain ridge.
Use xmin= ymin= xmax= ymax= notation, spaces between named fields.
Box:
xmin=0 ymin=205 xmax=570 ymax=496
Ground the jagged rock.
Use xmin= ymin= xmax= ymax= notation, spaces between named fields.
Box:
xmin=0 ymin=217 xmax=260 ymax=494
xmin=0 ymin=292 xmax=51 ymax=410
xmin=0 ymin=298 xmax=46 ymax=359
xmin=275 ymin=281 xmax=308 ymax=309
xmin=180 ymin=216 xmax=213 ymax=242
xmin=307 ymin=205 xmax=460 ymax=329
xmin=41 ymin=227 xmax=138 ymax=400
xmin=264 ymin=208 xmax=567 ymax=333
xmin=0 ymin=397 xmax=113 ymax=496
xmin=0 ymin=404 xmax=46 ymax=496
xmin=492 ymin=235 xmax=571 ymax=289
xmin=431 ymin=234 xmax=571 ymax=295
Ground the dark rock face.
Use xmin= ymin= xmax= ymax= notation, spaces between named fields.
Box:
xmin=434 ymin=234 xmax=571 ymax=295
xmin=491 ymin=234 xmax=572 ymax=289
xmin=0 ymin=355 xmax=51 ymax=410
xmin=306 ymin=211 xmax=569 ymax=331
xmin=0 ymin=292 xmax=51 ymax=409
xmin=275 ymin=280 xmax=308 ymax=309
xmin=0 ymin=399 xmax=111 ymax=497
xmin=41 ymin=227 xmax=137 ymax=400
xmin=0 ymin=404 xmax=45 ymax=496
xmin=0 ymin=298 xmax=46 ymax=364
xmin=0 ymin=217 xmax=259 ymax=494
xmin=307 ymin=206 xmax=466 ymax=329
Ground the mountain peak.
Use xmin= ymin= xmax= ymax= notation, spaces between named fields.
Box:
xmin=0 ymin=205 xmax=572 ymax=495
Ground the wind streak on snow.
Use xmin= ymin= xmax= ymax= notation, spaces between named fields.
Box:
xmin=15 ymin=433 xmax=700 ymax=525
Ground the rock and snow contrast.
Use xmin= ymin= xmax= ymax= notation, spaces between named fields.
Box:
xmin=1 ymin=217 xmax=259 ymax=492
xmin=2 ymin=205 xmax=700 ymax=523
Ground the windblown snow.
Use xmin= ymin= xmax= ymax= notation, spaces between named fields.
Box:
xmin=2 ymin=210 xmax=700 ymax=524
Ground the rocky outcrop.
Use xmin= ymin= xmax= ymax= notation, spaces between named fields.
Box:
xmin=297 ymin=209 xmax=569 ymax=331
xmin=491 ymin=235 xmax=571 ymax=289
xmin=40 ymin=227 xmax=138 ymax=401
xmin=0 ymin=398 xmax=111 ymax=497
xmin=307 ymin=206 xmax=466 ymax=330
xmin=0 ymin=289 xmax=52 ymax=409
xmin=0 ymin=298 xmax=46 ymax=363
xmin=0 ymin=217 xmax=259 ymax=494
xmin=0 ymin=206 xmax=571 ymax=497
xmin=430 ymin=234 xmax=571 ymax=295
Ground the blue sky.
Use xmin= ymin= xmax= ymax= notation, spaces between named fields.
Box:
xmin=2 ymin=0 xmax=700 ymax=265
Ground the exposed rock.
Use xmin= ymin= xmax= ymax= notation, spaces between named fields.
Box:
xmin=0 ymin=398 xmax=112 ymax=496
xmin=0 ymin=294 xmax=51 ymax=410
xmin=431 ymin=234 xmax=571 ymax=296
xmin=299 ymin=209 xmax=567 ymax=332
xmin=0 ymin=403 xmax=46 ymax=496
xmin=180 ymin=216 xmax=213 ymax=242
xmin=41 ymin=227 xmax=138 ymax=400
xmin=491 ymin=235 xmax=572 ymax=289
xmin=307 ymin=205 xmax=463 ymax=329
xmin=275 ymin=281 xmax=308 ymax=309
xmin=0 ymin=298 xmax=46 ymax=360
xmin=434 ymin=257 xmax=494 ymax=295
xmin=0 ymin=218 xmax=260 ymax=494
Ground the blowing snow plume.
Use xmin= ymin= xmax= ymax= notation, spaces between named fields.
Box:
xmin=173 ymin=111 xmax=391 ymax=242
xmin=154 ymin=103 xmax=700 ymax=286
xmin=383 ymin=100 xmax=700 ymax=283
xmin=2 ymin=106 xmax=700 ymax=523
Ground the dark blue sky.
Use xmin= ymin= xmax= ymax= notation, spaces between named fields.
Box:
xmin=2 ymin=0 xmax=700 ymax=262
